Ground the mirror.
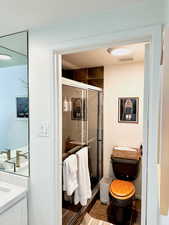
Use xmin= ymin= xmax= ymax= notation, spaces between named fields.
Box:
xmin=0 ymin=31 xmax=29 ymax=176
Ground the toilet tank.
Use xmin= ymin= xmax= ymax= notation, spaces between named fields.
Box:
xmin=111 ymin=157 xmax=140 ymax=181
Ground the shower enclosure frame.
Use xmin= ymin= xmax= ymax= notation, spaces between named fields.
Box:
xmin=62 ymin=77 xmax=103 ymax=166
xmin=62 ymin=78 xmax=103 ymax=225
xmin=54 ymin=25 xmax=162 ymax=225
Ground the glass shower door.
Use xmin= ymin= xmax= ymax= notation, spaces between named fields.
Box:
xmin=62 ymin=85 xmax=87 ymax=157
xmin=87 ymin=89 xmax=103 ymax=189
xmin=62 ymin=84 xmax=103 ymax=225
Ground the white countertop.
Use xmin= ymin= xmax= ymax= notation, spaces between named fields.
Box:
xmin=0 ymin=181 xmax=27 ymax=214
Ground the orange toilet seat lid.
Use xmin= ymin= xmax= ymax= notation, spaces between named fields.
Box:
xmin=110 ymin=180 xmax=135 ymax=198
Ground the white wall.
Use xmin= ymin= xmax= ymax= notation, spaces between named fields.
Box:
xmin=30 ymin=0 xmax=166 ymax=49
xmin=160 ymin=213 xmax=169 ymax=225
xmin=104 ymin=62 xmax=144 ymax=198
xmin=29 ymin=44 xmax=57 ymax=225
xmin=159 ymin=26 xmax=169 ymax=224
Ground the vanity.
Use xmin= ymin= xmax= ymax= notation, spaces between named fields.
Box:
xmin=0 ymin=181 xmax=27 ymax=225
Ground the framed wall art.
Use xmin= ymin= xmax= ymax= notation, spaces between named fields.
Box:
xmin=16 ymin=96 xmax=29 ymax=118
xmin=118 ymin=97 xmax=139 ymax=123
xmin=71 ymin=98 xmax=86 ymax=121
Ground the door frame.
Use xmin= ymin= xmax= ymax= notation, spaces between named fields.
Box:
xmin=53 ymin=25 xmax=162 ymax=225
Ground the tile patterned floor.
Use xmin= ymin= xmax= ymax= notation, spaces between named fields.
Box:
xmin=89 ymin=200 xmax=141 ymax=225
xmin=89 ymin=200 xmax=109 ymax=222
xmin=63 ymin=199 xmax=141 ymax=225
xmin=81 ymin=213 xmax=113 ymax=225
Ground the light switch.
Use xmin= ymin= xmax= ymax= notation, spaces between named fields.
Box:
xmin=39 ymin=121 xmax=49 ymax=137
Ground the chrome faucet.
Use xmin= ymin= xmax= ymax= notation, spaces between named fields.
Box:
xmin=16 ymin=151 xmax=27 ymax=168
xmin=1 ymin=149 xmax=11 ymax=160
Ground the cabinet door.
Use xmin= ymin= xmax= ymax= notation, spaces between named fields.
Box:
xmin=0 ymin=198 xmax=27 ymax=225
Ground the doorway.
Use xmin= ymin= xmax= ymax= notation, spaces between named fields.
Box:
xmin=54 ymin=26 xmax=162 ymax=225
xmin=61 ymin=42 xmax=144 ymax=225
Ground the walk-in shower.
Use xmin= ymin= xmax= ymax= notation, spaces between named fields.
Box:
xmin=62 ymin=78 xmax=103 ymax=225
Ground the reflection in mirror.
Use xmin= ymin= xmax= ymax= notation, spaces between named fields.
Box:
xmin=0 ymin=31 xmax=29 ymax=176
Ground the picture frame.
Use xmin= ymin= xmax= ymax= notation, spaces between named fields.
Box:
xmin=118 ymin=97 xmax=139 ymax=123
xmin=71 ymin=98 xmax=86 ymax=121
xmin=16 ymin=97 xmax=29 ymax=118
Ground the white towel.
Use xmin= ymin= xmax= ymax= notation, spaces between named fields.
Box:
xmin=74 ymin=147 xmax=92 ymax=206
xmin=63 ymin=154 xmax=78 ymax=196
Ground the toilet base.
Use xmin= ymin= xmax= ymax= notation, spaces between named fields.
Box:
xmin=107 ymin=204 xmax=133 ymax=225
xmin=108 ymin=194 xmax=134 ymax=225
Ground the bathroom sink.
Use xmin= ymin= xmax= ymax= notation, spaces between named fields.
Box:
xmin=114 ymin=146 xmax=137 ymax=152
xmin=0 ymin=181 xmax=26 ymax=213
xmin=0 ymin=186 xmax=10 ymax=193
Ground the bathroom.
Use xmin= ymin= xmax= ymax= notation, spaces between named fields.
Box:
xmin=61 ymin=43 xmax=144 ymax=225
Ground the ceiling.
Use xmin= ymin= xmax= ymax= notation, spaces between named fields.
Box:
xmin=0 ymin=47 xmax=27 ymax=68
xmin=0 ymin=32 xmax=27 ymax=68
xmin=62 ymin=43 xmax=145 ymax=69
xmin=0 ymin=0 xmax=140 ymax=36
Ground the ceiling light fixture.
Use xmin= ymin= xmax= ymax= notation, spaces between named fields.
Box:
xmin=0 ymin=54 xmax=12 ymax=60
xmin=107 ymin=48 xmax=132 ymax=56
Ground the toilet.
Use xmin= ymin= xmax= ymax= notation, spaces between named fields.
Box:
xmin=108 ymin=147 xmax=141 ymax=225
